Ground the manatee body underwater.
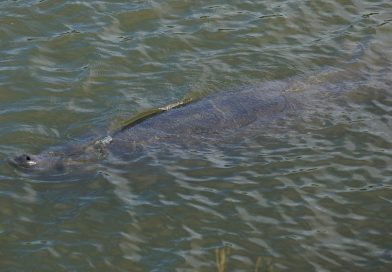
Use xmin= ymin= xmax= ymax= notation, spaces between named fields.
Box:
xmin=11 ymin=74 xmax=353 ymax=173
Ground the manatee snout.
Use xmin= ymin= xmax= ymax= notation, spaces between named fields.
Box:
xmin=12 ymin=153 xmax=39 ymax=169
xmin=11 ymin=152 xmax=66 ymax=172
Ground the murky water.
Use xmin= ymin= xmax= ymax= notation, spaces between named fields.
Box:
xmin=1 ymin=0 xmax=391 ymax=271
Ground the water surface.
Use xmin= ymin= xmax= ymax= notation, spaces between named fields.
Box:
xmin=0 ymin=0 xmax=391 ymax=271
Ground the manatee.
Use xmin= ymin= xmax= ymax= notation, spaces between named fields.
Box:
xmin=11 ymin=75 xmax=348 ymax=173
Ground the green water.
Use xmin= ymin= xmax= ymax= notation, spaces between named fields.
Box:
xmin=1 ymin=0 xmax=391 ymax=271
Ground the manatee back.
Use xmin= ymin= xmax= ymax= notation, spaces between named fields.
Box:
xmin=117 ymin=87 xmax=296 ymax=141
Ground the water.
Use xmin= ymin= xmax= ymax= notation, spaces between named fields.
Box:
xmin=1 ymin=0 xmax=391 ymax=271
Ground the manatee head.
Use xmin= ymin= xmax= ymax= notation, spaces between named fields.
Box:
xmin=11 ymin=137 xmax=112 ymax=173
xmin=11 ymin=152 xmax=67 ymax=172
